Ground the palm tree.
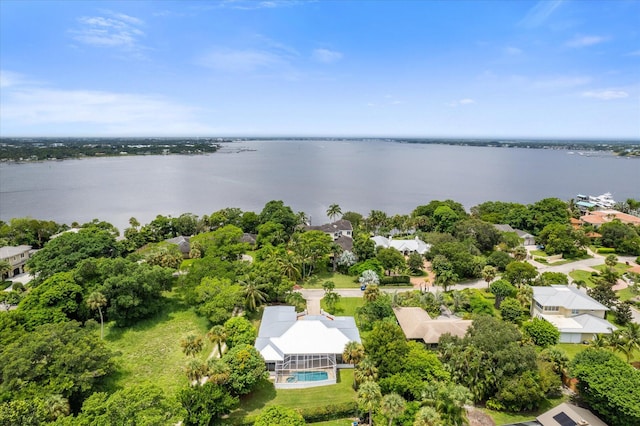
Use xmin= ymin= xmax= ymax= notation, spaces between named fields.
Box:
xmin=181 ymin=334 xmax=204 ymax=358
xmin=620 ymin=323 xmax=640 ymax=362
xmin=0 ymin=260 xmax=11 ymax=280
xmin=323 ymin=290 xmax=341 ymax=314
xmin=206 ymin=358 xmax=231 ymax=385
xmin=513 ymin=246 xmax=527 ymax=261
xmin=481 ymin=265 xmax=497 ymax=286
xmin=357 ymin=380 xmax=382 ymax=426
xmin=241 ymin=279 xmax=267 ymax=312
xmin=363 ymin=284 xmax=380 ymax=302
xmin=86 ymin=291 xmax=107 ymax=339
xmin=327 ymin=204 xmax=342 ymax=222
xmin=45 ymin=394 xmax=70 ymax=422
xmin=381 ymin=392 xmax=406 ymax=426
xmin=413 ymin=406 xmax=442 ymax=426
xmin=355 ymin=357 xmax=378 ymax=385
xmin=343 ymin=341 xmax=365 ymax=366
xmin=435 ymin=269 xmax=458 ymax=292
xmin=589 ymin=333 xmax=609 ymax=349
xmin=185 ymin=358 xmax=207 ymax=384
xmin=278 ymin=252 xmax=301 ymax=282
xmin=206 ymin=325 xmax=227 ymax=358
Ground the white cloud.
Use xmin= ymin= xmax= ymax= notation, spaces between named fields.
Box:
xmin=565 ymin=35 xmax=608 ymax=48
xmin=198 ymin=48 xmax=287 ymax=72
xmin=582 ymin=90 xmax=629 ymax=100
xmin=519 ymin=0 xmax=564 ymax=28
xmin=0 ymin=70 xmax=30 ymax=88
xmin=0 ymin=75 xmax=217 ymax=135
xmin=504 ymin=46 xmax=523 ymax=55
xmin=70 ymin=11 xmax=146 ymax=54
xmin=312 ymin=48 xmax=343 ymax=63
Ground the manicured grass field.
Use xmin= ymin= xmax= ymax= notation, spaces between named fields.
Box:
xmin=617 ymin=286 xmax=639 ymax=302
xmin=103 ymin=292 xmax=213 ymax=396
xmin=593 ymin=262 xmax=632 ymax=274
xmin=568 ymin=270 xmax=597 ymax=287
xmin=304 ymin=271 xmax=360 ymax=288
xmin=485 ymin=395 xmax=567 ymax=425
xmin=321 ymin=297 xmax=365 ymax=316
xmin=229 ymin=369 xmax=357 ymax=424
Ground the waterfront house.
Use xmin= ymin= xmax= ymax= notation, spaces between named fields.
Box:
xmin=0 ymin=245 xmax=32 ymax=279
xmin=165 ymin=236 xmax=191 ymax=258
xmin=493 ymin=224 xmax=536 ymax=246
xmin=255 ymin=306 xmax=361 ymax=389
xmin=531 ymin=285 xmax=615 ymax=343
xmin=580 ymin=209 xmax=640 ymax=228
xmin=305 ymin=219 xmax=353 ymax=251
xmin=371 ymin=236 xmax=431 ymax=255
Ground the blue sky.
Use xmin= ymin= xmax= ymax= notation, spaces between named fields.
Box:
xmin=1 ymin=0 xmax=639 ymax=139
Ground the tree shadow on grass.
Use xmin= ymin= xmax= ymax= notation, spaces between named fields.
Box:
xmin=104 ymin=294 xmax=191 ymax=342
xmin=228 ymin=378 xmax=277 ymax=423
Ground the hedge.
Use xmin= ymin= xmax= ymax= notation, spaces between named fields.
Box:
xmin=380 ymin=275 xmax=411 ymax=285
xmin=597 ymin=247 xmax=616 ymax=254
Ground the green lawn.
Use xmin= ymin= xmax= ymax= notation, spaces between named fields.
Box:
xmin=485 ymin=395 xmax=567 ymax=425
xmin=103 ymin=292 xmax=213 ymax=396
xmin=593 ymin=262 xmax=632 ymax=274
xmin=530 ymin=249 xmax=548 ymax=257
xmin=321 ymin=297 xmax=365 ymax=316
xmin=568 ymin=270 xmax=597 ymax=288
xmin=617 ymin=286 xmax=639 ymax=302
xmin=229 ymin=369 xmax=357 ymax=424
xmin=304 ymin=271 xmax=360 ymax=288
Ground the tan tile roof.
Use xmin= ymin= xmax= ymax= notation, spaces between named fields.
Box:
xmin=393 ymin=307 xmax=472 ymax=344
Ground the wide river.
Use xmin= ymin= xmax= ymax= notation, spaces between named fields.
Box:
xmin=1 ymin=140 xmax=638 ymax=232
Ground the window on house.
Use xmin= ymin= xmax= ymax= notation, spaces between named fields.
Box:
xmin=571 ymin=309 xmax=579 ymax=315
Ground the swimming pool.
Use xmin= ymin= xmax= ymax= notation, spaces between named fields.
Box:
xmin=286 ymin=371 xmax=329 ymax=382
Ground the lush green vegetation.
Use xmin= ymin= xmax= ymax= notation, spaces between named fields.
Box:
xmin=228 ymin=370 xmax=357 ymax=424
xmin=484 ymin=395 xmax=568 ymax=425
xmin=103 ymin=293 xmax=212 ymax=396
xmin=2 ymin=196 xmax=639 ymax=425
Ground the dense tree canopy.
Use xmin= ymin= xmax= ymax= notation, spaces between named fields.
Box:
xmin=0 ymin=321 xmax=114 ymax=410
xmin=571 ymin=349 xmax=640 ymax=426
xmin=27 ymin=228 xmax=120 ymax=280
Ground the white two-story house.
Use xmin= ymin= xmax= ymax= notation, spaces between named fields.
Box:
xmin=531 ymin=285 xmax=616 ymax=343
xmin=0 ymin=245 xmax=33 ymax=279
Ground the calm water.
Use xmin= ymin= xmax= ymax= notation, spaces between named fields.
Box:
xmin=1 ymin=140 xmax=638 ymax=232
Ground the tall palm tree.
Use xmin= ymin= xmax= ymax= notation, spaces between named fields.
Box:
xmin=355 ymin=357 xmax=378 ymax=385
xmin=620 ymin=323 xmax=640 ymax=362
xmin=185 ymin=358 xmax=207 ymax=384
xmin=86 ymin=291 xmax=107 ymax=339
xmin=206 ymin=325 xmax=227 ymax=358
xmin=327 ymin=204 xmax=342 ymax=222
xmin=481 ymin=265 xmax=497 ymax=286
xmin=278 ymin=252 xmax=301 ymax=282
xmin=242 ymin=279 xmax=268 ymax=312
xmin=357 ymin=380 xmax=382 ymax=426
xmin=323 ymin=290 xmax=341 ymax=313
xmin=381 ymin=392 xmax=406 ymax=426
xmin=181 ymin=334 xmax=204 ymax=358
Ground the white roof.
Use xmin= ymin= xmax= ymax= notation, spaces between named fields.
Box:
xmin=0 ymin=245 xmax=32 ymax=259
xmin=371 ymin=236 xmax=431 ymax=255
xmin=533 ymin=285 xmax=609 ymax=311
xmin=539 ymin=313 xmax=616 ymax=334
xmin=255 ymin=306 xmax=361 ymax=363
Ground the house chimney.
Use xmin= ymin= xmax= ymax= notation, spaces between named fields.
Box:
xmin=577 ymin=419 xmax=589 ymax=426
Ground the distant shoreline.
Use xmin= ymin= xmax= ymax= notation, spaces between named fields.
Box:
xmin=1 ymin=137 xmax=638 ymax=163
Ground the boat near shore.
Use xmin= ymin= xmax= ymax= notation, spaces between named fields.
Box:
xmin=577 ymin=192 xmax=616 ymax=208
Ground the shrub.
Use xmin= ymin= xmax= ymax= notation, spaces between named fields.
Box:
xmin=298 ymin=401 xmax=358 ymax=423
xmin=597 ymin=247 xmax=616 ymax=254
xmin=523 ymin=318 xmax=559 ymax=347
xmin=380 ymin=275 xmax=410 ymax=285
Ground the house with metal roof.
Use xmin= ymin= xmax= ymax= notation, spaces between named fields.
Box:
xmin=493 ymin=224 xmax=536 ymax=246
xmin=371 ymin=235 xmax=431 ymax=255
xmin=531 ymin=285 xmax=616 ymax=343
xmin=255 ymin=305 xmax=361 ymax=388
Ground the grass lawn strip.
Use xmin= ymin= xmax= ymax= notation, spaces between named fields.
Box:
xmin=103 ymin=292 xmax=213 ymax=396
xmin=229 ymin=369 xmax=356 ymax=424
xmin=321 ymin=297 xmax=365 ymax=316
xmin=485 ymin=395 xmax=567 ymax=425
